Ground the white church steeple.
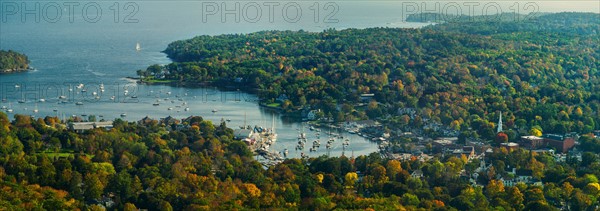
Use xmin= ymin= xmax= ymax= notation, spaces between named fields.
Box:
xmin=497 ymin=111 xmax=503 ymax=133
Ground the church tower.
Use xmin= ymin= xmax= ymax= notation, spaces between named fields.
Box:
xmin=497 ymin=111 xmax=503 ymax=133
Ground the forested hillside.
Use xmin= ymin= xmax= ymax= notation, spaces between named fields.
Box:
xmin=2 ymin=112 xmax=600 ymax=210
xmin=139 ymin=12 xmax=600 ymax=141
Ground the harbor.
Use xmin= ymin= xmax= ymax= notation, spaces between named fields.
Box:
xmin=232 ymin=118 xmax=381 ymax=166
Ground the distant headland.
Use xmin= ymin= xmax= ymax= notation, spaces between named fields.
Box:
xmin=0 ymin=50 xmax=30 ymax=73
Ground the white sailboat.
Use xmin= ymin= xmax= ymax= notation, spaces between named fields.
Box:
xmin=136 ymin=42 xmax=141 ymax=51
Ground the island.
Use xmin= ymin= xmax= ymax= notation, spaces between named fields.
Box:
xmin=0 ymin=50 xmax=30 ymax=73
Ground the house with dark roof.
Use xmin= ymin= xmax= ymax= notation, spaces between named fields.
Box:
xmin=138 ymin=116 xmax=155 ymax=125
xmin=160 ymin=116 xmax=180 ymax=125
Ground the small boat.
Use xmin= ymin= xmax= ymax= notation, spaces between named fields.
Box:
xmin=120 ymin=113 xmax=127 ymax=117
xmin=18 ymin=99 xmax=25 ymax=103
xmin=33 ymin=104 xmax=38 ymax=113
xmin=75 ymin=102 xmax=84 ymax=105
xmin=136 ymin=42 xmax=141 ymax=51
xmin=14 ymin=84 xmax=20 ymax=88
xmin=53 ymin=109 xmax=58 ymax=112
xmin=7 ymin=103 xmax=13 ymax=113
xmin=81 ymin=89 xmax=87 ymax=93
xmin=212 ymin=109 xmax=218 ymax=113
xmin=81 ymin=114 xmax=87 ymax=117
xmin=0 ymin=105 xmax=6 ymax=110
xmin=110 ymin=96 xmax=116 ymax=101
xmin=168 ymin=107 xmax=173 ymax=110
xmin=166 ymin=91 xmax=171 ymax=95
xmin=92 ymin=92 xmax=97 ymax=96
xmin=184 ymin=107 xmax=190 ymax=111
xmin=39 ymin=98 xmax=45 ymax=102
xmin=226 ymin=118 xmax=231 ymax=122
xmin=59 ymin=95 xmax=67 ymax=99
xmin=153 ymin=102 xmax=160 ymax=106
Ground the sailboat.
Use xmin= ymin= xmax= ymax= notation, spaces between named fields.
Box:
xmin=135 ymin=42 xmax=141 ymax=51
xmin=33 ymin=103 xmax=39 ymax=113
xmin=270 ymin=115 xmax=278 ymax=142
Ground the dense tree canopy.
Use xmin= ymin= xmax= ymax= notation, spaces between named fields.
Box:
xmin=2 ymin=112 xmax=600 ymax=209
xmin=0 ymin=50 xmax=29 ymax=73
xmin=2 ymin=12 xmax=600 ymax=210
xmin=140 ymin=12 xmax=600 ymax=141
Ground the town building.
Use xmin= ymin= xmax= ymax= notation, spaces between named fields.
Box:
xmin=543 ymin=134 xmax=575 ymax=153
xmin=69 ymin=121 xmax=113 ymax=133
xmin=234 ymin=129 xmax=253 ymax=139
xmin=519 ymin=134 xmax=576 ymax=153
xmin=411 ymin=170 xmax=423 ymax=178
xmin=360 ymin=93 xmax=375 ymax=101
xmin=520 ymin=136 xmax=544 ymax=149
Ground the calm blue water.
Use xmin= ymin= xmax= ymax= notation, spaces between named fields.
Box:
xmin=1 ymin=1 xmax=596 ymax=158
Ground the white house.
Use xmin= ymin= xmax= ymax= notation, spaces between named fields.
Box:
xmin=411 ymin=170 xmax=424 ymax=178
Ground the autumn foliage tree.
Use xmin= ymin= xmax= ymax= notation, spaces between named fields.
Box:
xmin=496 ymin=132 xmax=509 ymax=144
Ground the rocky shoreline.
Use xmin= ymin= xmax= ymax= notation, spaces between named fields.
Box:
xmin=0 ymin=67 xmax=32 ymax=74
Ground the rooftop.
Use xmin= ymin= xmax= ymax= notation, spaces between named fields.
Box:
xmin=501 ymin=142 xmax=519 ymax=147
xmin=543 ymin=134 xmax=566 ymax=141
xmin=521 ymin=135 xmax=543 ymax=140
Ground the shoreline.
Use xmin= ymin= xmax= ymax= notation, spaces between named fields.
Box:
xmin=133 ymin=76 xmax=312 ymax=119
xmin=0 ymin=67 xmax=32 ymax=74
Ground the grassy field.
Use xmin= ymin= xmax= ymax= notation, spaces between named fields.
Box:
xmin=143 ymin=78 xmax=176 ymax=83
xmin=40 ymin=150 xmax=94 ymax=159
xmin=265 ymin=102 xmax=281 ymax=108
